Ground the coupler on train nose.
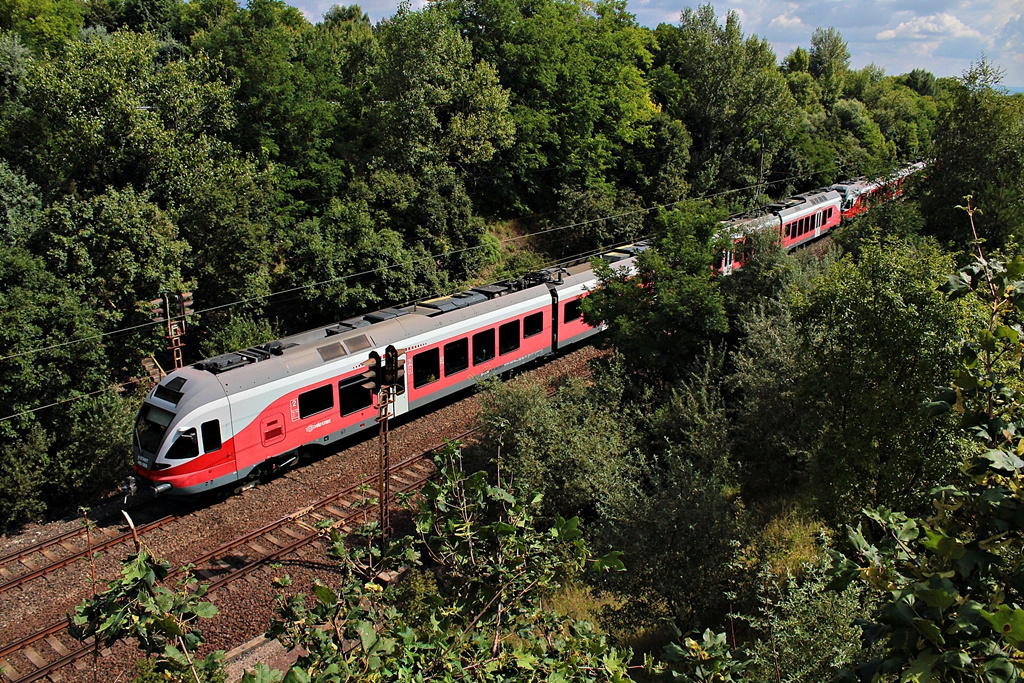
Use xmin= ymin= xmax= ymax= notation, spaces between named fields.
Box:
xmin=121 ymin=474 xmax=172 ymax=497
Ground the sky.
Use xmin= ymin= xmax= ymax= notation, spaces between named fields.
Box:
xmin=289 ymin=0 xmax=1024 ymax=88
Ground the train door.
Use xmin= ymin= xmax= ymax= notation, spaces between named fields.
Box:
xmin=814 ymin=210 xmax=822 ymax=238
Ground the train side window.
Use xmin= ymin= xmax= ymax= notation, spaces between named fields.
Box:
xmin=473 ymin=330 xmax=495 ymax=365
xmin=299 ymin=384 xmax=334 ymax=419
xmin=564 ymin=298 xmax=583 ymax=323
xmin=338 ymin=375 xmax=372 ymax=416
xmin=784 ymin=223 xmax=791 ymax=239
xmin=166 ymin=428 xmax=199 ymax=460
xmin=413 ymin=348 xmax=441 ymax=388
xmin=445 ymin=338 xmax=469 ymax=376
xmin=499 ymin=320 xmax=521 ymax=355
xmin=523 ymin=312 xmax=543 ymax=338
xmin=201 ymin=420 xmax=222 ymax=453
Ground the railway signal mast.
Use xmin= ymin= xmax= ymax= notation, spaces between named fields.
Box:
xmin=363 ymin=345 xmax=406 ymax=541
xmin=149 ymin=292 xmax=193 ymax=370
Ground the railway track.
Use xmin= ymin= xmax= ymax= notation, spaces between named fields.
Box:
xmin=0 ymin=437 xmax=456 ymax=683
xmin=0 ymin=509 xmax=183 ymax=597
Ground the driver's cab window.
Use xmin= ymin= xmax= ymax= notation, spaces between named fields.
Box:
xmin=166 ymin=427 xmax=199 ymax=460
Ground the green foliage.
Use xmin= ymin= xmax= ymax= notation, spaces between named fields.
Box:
xmin=583 ymin=202 xmax=727 ymax=389
xmin=901 ymin=68 xmax=938 ymax=97
xmin=264 ymin=442 xmax=633 ymax=682
xmin=0 ymin=30 xmax=31 ymax=109
xmin=747 ymin=235 xmax=972 ymax=522
xmin=372 ymin=4 xmax=514 ymax=172
xmin=809 ymin=27 xmax=850 ymax=112
xmin=434 ymin=0 xmax=658 ymax=213
xmin=829 ymin=250 xmax=1024 ymax=681
xmin=0 ymin=0 xmax=84 ymax=53
xmin=598 ymin=408 xmax=745 ymax=629
xmin=650 ymin=5 xmax=796 ymax=197
xmin=744 ymin=562 xmax=871 ymax=683
xmin=280 ymin=192 xmax=446 ymax=329
xmin=33 ymin=187 xmax=188 ymax=362
xmin=70 ymin=538 xmax=224 ymax=681
xmin=661 ymin=628 xmax=750 ymax=682
xmin=0 ymin=424 xmax=50 ymax=526
xmin=922 ymin=60 xmax=1024 ymax=248
xmin=133 ymin=655 xmax=228 ymax=683
xmin=473 ymin=374 xmax=637 ymax=523
xmin=198 ymin=313 xmax=277 ymax=358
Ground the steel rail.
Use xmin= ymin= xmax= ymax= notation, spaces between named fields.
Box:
xmin=0 ymin=430 xmax=475 ymax=683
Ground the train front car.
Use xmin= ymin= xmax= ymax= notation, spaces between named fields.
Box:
xmin=132 ymin=367 xmax=234 ymax=495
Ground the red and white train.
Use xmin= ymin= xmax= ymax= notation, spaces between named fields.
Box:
xmin=715 ymin=162 xmax=925 ymax=274
xmin=829 ymin=161 xmax=925 ymax=220
xmin=130 ymin=244 xmax=647 ymax=495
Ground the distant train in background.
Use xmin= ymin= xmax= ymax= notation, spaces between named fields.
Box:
xmin=716 ymin=162 xmax=926 ymax=274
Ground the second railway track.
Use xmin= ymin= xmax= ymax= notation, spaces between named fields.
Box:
xmin=0 ymin=437 xmax=453 ymax=683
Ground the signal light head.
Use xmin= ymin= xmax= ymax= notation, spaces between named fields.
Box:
xmin=362 ymin=351 xmax=382 ymax=392
xmin=148 ymin=296 xmax=166 ymax=322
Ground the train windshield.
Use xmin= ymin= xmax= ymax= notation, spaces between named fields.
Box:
xmin=134 ymin=403 xmax=174 ymax=456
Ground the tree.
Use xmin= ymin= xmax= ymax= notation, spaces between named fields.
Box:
xmin=597 ymin=358 xmax=745 ymax=629
xmin=190 ymin=0 xmax=370 ymax=205
xmin=809 ymin=27 xmax=849 ymax=112
xmin=370 ymin=4 xmax=514 ymax=175
xmin=0 ymin=246 xmax=116 ymax=529
xmin=0 ymin=0 xmax=84 ymax=53
xmin=830 ymin=249 xmax=1024 ymax=682
xmin=280 ymin=192 xmax=446 ymax=330
xmin=788 ymin=235 xmax=972 ymax=522
xmin=31 ymin=187 xmax=189 ymax=369
xmin=901 ymin=68 xmax=937 ymax=96
xmin=582 ymin=202 xmax=727 ymax=389
xmin=432 ymin=0 xmax=658 ymax=214
xmin=472 ymin=375 xmax=637 ymax=524
xmin=744 ymin=562 xmax=870 ymax=683
xmin=0 ymin=29 xmax=236 ymax=200
xmin=650 ymin=5 xmax=798 ymax=196
xmin=921 ymin=60 xmax=1024 ymax=248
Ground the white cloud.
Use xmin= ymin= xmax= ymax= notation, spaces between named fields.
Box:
xmin=769 ymin=12 xmax=804 ymax=29
xmin=876 ymin=12 xmax=990 ymax=46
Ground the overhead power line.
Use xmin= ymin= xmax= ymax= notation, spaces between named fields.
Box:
xmin=0 ymin=168 xmax=831 ymax=424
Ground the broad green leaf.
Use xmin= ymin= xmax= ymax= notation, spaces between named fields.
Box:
xmin=901 ymin=650 xmax=939 ymax=682
xmin=912 ymin=618 xmax=944 ymax=645
xmin=312 ymin=583 xmax=337 ymax=606
xmin=356 ymin=620 xmax=379 ymax=652
xmin=982 ymin=606 xmax=1024 ymax=647
xmin=193 ymin=602 xmax=218 ymax=619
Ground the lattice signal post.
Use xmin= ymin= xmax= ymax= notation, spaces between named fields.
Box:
xmin=362 ymin=346 xmax=406 ymax=540
xmin=149 ymin=292 xmax=194 ymax=370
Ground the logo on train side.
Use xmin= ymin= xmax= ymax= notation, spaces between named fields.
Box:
xmin=306 ymin=418 xmax=332 ymax=433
